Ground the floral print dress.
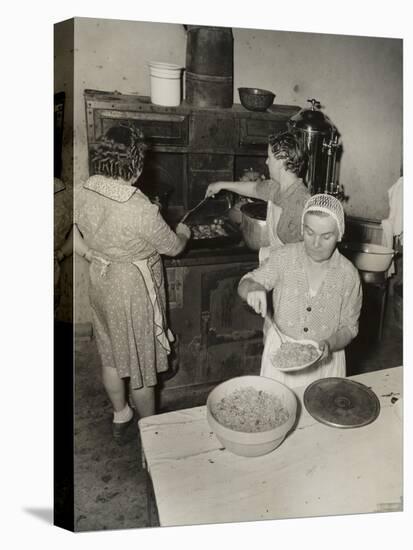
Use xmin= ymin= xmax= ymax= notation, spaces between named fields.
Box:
xmin=75 ymin=175 xmax=184 ymax=389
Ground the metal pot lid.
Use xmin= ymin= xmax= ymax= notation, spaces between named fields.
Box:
xmin=240 ymin=201 xmax=267 ymax=220
xmin=289 ymin=98 xmax=336 ymax=134
xmin=303 ymin=377 xmax=380 ymax=428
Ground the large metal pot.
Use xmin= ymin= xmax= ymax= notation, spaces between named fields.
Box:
xmin=240 ymin=202 xmax=269 ymax=251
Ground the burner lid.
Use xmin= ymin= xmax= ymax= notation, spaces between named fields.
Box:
xmin=303 ymin=377 xmax=380 ymax=428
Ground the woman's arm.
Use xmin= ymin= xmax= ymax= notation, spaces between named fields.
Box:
xmin=173 ymin=223 xmax=191 ymax=255
xmin=317 ymin=269 xmax=362 ymax=360
xmin=55 ymin=226 xmax=73 ymax=263
xmin=238 ymin=278 xmax=268 ymax=318
xmin=238 ymin=247 xmax=283 ymax=317
xmin=318 ymin=326 xmax=354 ymax=360
xmin=73 ymin=224 xmax=94 ymax=261
xmin=142 ymin=203 xmax=191 ymax=257
xmin=56 ymin=224 xmax=93 ymax=262
xmin=205 ymin=181 xmax=260 ymax=199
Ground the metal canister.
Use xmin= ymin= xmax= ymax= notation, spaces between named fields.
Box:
xmin=185 ymin=25 xmax=233 ymax=108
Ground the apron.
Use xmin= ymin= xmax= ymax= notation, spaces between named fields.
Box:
xmin=259 ymin=201 xmax=284 ymax=337
xmin=258 ymin=200 xmax=283 ymax=265
xmin=92 ymin=251 xmax=174 ymax=354
xmin=260 ymin=319 xmax=346 ymax=389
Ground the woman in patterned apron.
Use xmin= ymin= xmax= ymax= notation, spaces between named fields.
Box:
xmin=74 ymin=124 xmax=191 ymax=441
xmin=238 ymin=194 xmax=362 ymax=389
xmin=205 ymin=131 xmax=310 ymax=264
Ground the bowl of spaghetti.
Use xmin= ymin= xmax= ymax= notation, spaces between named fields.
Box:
xmin=206 ymin=375 xmax=297 ymax=457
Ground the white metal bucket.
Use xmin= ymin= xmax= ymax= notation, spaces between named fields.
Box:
xmin=148 ymin=62 xmax=182 ymax=107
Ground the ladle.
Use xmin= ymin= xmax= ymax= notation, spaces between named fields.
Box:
xmin=179 ymin=196 xmax=209 ymax=224
xmin=269 ymin=316 xmax=286 ymax=344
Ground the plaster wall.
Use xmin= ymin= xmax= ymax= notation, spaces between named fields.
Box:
xmin=54 ymin=18 xmax=402 ymax=323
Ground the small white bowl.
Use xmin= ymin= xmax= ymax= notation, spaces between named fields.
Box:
xmin=340 ymin=242 xmax=394 ymax=272
xmin=206 ymin=376 xmax=297 ymax=457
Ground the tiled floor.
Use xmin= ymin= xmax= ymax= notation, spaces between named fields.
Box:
xmin=72 ymin=290 xmax=402 ymax=532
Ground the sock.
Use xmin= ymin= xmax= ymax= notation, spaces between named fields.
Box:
xmin=113 ymin=403 xmax=133 ymax=424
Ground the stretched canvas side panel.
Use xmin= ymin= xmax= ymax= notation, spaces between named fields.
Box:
xmin=54 ymin=17 xmax=75 ymax=532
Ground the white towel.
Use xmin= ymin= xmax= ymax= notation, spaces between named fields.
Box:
xmin=381 ymin=176 xmax=403 ymax=276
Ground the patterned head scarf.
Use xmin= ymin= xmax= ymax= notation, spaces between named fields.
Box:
xmin=301 ymin=193 xmax=345 ymax=241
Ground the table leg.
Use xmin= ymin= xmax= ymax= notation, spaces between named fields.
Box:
xmin=141 ymin=448 xmax=159 ymax=527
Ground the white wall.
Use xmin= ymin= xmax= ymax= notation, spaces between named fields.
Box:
xmin=54 ymin=17 xmax=402 ymax=323
xmin=234 ymin=27 xmax=402 ymax=218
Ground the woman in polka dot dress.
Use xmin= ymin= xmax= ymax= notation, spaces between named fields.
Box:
xmin=238 ymin=194 xmax=362 ymax=389
xmin=74 ymin=124 xmax=191 ymax=440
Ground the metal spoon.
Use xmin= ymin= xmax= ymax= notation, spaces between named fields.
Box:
xmin=179 ymin=196 xmax=209 ymax=224
xmin=269 ymin=316 xmax=286 ymax=344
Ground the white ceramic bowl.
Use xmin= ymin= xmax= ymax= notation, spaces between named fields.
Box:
xmin=271 ymin=338 xmax=322 ymax=372
xmin=340 ymin=242 xmax=394 ymax=272
xmin=206 ymin=375 xmax=297 ymax=457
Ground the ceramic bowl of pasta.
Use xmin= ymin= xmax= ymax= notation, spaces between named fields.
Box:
xmin=206 ymin=375 xmax=297 ymax=457
xmin=270 ymin=339 xmax=322 ymax=372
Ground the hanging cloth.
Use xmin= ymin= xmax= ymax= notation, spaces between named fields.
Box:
xmin=381 ymin=176 xmax=403 ymax=277
xmin=258 ymin=201 xmax=284 ymax=264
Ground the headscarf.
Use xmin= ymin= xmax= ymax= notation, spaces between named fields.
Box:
xmin=301 ymin=193 xmax=345 ymax=241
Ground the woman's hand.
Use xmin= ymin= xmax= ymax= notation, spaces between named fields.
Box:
xmin=317 ymin=339 xmax=331 ymax=361
xmin=205 ymin=182 xmax=223 ymax=198
xmin=55 ymin=249 xmax=65 ymax=263
xmin=176 ymin=222 xmax=191 ymax=240
xmin=76 ymin=248 xmax=95 ymax=262
xmin=246 ymin=289 xmax=267 ymax=318
xmin=84 ymin=249 xmax=96 ymax=262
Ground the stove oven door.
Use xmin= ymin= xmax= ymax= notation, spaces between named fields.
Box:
xmin=160 ymin=261 xmax=263 ymax=410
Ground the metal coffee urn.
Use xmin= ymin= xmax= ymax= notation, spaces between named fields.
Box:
xmin=288 ymin=98 xmax=343 ymax=197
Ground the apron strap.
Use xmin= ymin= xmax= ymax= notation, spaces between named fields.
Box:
xmin=132 ymin=257 xmax=174 ymax=354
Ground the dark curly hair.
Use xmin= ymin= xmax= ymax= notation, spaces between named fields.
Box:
xmin=268 ymin=131 xmax=307 ymax=177
xmin=90 ymin=123 xmax=147 ymax=181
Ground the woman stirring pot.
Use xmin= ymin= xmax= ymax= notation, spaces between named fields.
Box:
xmin=205 ymin=131 xmax=310 ymax=264
xmin=238 ymin=194 xmax=362 ymax=388
xmin=73 ymin=124 xmax=191 ymax=442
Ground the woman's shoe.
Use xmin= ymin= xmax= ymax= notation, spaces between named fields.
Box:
xmin=112 ymin=412 xmax=135 ymax=443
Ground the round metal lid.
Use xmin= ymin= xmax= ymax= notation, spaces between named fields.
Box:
xmin=289 ymin=98 xmax=336 ymax=134
xmin=303 ymin=377 xmax=381 ymax=428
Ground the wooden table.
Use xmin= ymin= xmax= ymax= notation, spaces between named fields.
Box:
xmin=139 ymin=367 xmax=403 ymax=527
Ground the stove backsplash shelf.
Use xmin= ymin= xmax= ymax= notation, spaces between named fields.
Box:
xmin=84 ymin=89 xmax=299 ymax=211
